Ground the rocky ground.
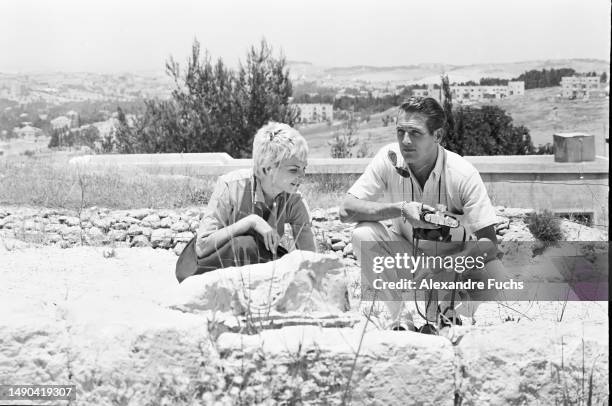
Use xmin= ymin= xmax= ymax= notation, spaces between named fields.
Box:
xmin=0 ymin=205 xmax=608 ymax=405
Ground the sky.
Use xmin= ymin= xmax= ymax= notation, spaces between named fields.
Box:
xmin=0 ymin=0 xmax=610 ymax=73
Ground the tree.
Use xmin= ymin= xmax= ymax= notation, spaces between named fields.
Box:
xmin=329 ymin=111 xmax=359 ymax=158
xmin=441 ymin=75 xmax=535 ymax=156
xmin=601 ymin=72 xmax=608 ymax=83
xmin=113 ymin=39 xmax=297 ymax=157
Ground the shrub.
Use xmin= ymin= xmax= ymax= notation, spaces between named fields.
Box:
xmin=527 ymin=210 xmax=564 ymax=242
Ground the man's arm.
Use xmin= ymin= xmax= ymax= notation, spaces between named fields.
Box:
xmin=339 ymin=194 xmax=401 ymax=223
xmin=340 ymin=194 xmax=438 ymax=228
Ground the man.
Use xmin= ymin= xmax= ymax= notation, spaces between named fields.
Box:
xmin=340 ymin=97 xmax=504 ymax=333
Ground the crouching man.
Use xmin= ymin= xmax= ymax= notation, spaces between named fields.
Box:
xmin=340 ymin=97 xmax=507 ymax=333
xmin=176 ymin=122 xmax=317 ymax=283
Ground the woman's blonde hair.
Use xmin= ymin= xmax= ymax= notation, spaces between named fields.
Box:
xmin=252 ymin=122 xmax=308 ymax=178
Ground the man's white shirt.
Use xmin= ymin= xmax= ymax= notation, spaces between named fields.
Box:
xmin=348 ymin=143 xmax=498 ymax=241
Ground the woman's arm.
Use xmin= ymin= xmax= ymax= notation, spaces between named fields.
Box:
xmin=195 ymin=215 xmax=254 ymax=258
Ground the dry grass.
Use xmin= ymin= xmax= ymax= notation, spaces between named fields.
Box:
xmin=0 ymin=153 xmax=216 ymax=210
xmin=0 ymin=153 xmax=357 ymax=210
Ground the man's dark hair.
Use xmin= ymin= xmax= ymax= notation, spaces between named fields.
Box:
xmin=397 ymin=97 xmax=446 ymax=135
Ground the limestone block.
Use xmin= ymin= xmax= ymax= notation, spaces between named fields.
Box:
xmin=174 ymin=250 xmax=350 ymax=316
xmin=172 ymin=231 xmax=194 ymax=243
xmin=173 ymin=242 xmax=187 ymax=256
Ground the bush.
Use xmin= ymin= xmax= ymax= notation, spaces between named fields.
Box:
xmin=527 ymin=210 xmax=564 ymax=242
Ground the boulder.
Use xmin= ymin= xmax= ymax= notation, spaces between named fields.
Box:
xmin=173 ymin=250 xmax=351 ymax=319
xmin=173 ymin=242 xmax=187 ymax=256
xmin=172 ymin=231 xmax=194 ymax=243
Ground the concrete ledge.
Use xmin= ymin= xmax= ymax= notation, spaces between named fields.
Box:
xmin=70 ymin=154 xmax=609 ymax=175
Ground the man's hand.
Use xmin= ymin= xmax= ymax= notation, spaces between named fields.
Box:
xmin=397 ymin=201 xmax=439 ymax=229
xmin=248 ymin=215 xmax=280 ymax=252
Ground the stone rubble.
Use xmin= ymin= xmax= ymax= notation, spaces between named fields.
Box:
xmin=0 ymin=205 xmax=607 ymax=256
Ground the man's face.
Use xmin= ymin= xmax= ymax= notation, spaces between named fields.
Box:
xmin=268 ymin=156 xmax=307 ymax=195
xmin=396 ymin=112 xmax=438 ymax=164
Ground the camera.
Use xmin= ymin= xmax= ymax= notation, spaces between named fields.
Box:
xmin=414 ymin=204 xmax=459 ymax=242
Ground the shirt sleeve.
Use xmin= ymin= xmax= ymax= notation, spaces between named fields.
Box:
xmin=197 ymin=177 xmax=232 ymax=241
xmin=347 ymin=146 xmax=389 ymax=201
xmin=287 ymin=194 xmax=317 ymax=252
xmin=460 ymin=172 xmax=498 ymax=234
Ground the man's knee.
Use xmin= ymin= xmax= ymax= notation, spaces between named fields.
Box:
xmin=351 ymin=221 xmax=388 ymax=245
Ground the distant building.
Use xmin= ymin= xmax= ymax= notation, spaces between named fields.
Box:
xmin=51 ymin=116 xmax=71 ymax=130
xmin=412 ymin=81 xmax=525 ymax=102
xmin=13 ymin=125 xmax=42 ymax=139
xmin=295 ymin=103 xmax=334 ymax=123
xmin=561 ymin=76 xmax=603 ymax=99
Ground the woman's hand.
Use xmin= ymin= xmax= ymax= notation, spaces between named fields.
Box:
xmin=248 ymin=215 xmax=280 ymax=252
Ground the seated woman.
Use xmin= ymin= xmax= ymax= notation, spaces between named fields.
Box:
xmin=175 ymin=122 xmax=316 ymax=283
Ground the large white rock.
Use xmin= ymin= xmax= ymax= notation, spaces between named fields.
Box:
xmin=173 ymin=250 xmax=351 ymax=318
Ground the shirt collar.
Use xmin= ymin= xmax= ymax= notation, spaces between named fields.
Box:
xmin=430 ymin=144 xmax=445 ymax=180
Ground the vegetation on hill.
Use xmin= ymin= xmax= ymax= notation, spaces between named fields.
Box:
xmin=441 ymin=76 xmax=535 ymax=155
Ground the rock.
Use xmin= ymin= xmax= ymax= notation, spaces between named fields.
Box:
xmin=0 ymin=216 xmax=11 ymax=228
xmin=456 ymin=321 xmax=608 ymax=405
xmin=497 ymin=228 xmax=509 ymax=236
xmin=128 ymin=209 xmax=152 ymax=220
xmin=45 ymin=233 xmax=62 ymax=243
xmin=44 ymin=223 xmax=63 ymax=234
xmin=108 ymin=229 xmax=128 ymax=242
xmin=112 ymin=222 xmax=129 ymax=230
xmin=330 ymin=234 xmax=343 ymax=244
xmin=150 ymin=229 xmax=173 ymax=248
xmin=87 ymin=226 xmax=104 ymax=239
xmin=174 ymin=250 xmax=350 ymax=317
xmin=173 ymin=242 xmax=187 ymax=256
xmin=157 ymin=209 xmax=173 ymax=218
xmin=160 ymin=217 xmax=174 ymax=228
xmin=23 ymin=220 xmax=37 ymax=231
xmin=331 ymin=241 xmax=346 ymax=251
xmin=325 ymin=207 xmax=340 ymax=220
xmin=171 ymin=220 xmax=190 ymax=232
xmin=119 ymin=216 xmax=140 ymax=225
xmin=59 ymin=216 xmax=80 ymax=227
xmin=140 ymin=214 xmax=161 ymax=228
xmin=141 ymin=227 xmax=153 ymax=238
xmin=130 ymin=235 xmax=152 ymax=248
xmin=102 ymin=247 xmax=116 ymax=258
xmin=311 ymin=209 xmax=326 ymax=222
xmin=91 ymin=217 xmax=111 ymax=231
xmin=173 ymin=231 xmax=194 ymax=243
xmin=189 ymin=220 xmax=200 ymax=232
xmin=494 ymin=216 xmax=510 ymax=231
xmin=343 ymin=242 xmax=354 ymax=256
xmin=127 ymin=224 xmax=144 ymax=236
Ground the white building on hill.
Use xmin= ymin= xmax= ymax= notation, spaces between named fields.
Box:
xmin=561 ymin=76 xmax=603 ymax=99
xmin=412 ymin=81 xmax=525 ymax=102
xmin=295 ymin=103 xmax=334 ymax=123
xmin=13 ymin=125 xmax=42 ymax=139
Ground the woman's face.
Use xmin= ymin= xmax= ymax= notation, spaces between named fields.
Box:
xmin=262 ymin=156 xmax=307 ymax=196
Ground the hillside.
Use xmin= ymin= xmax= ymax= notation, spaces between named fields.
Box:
xmin=288 ymin=58 xmax=610 ymax=85
xmin=300 ymin=87 xmax=609 ymax=158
